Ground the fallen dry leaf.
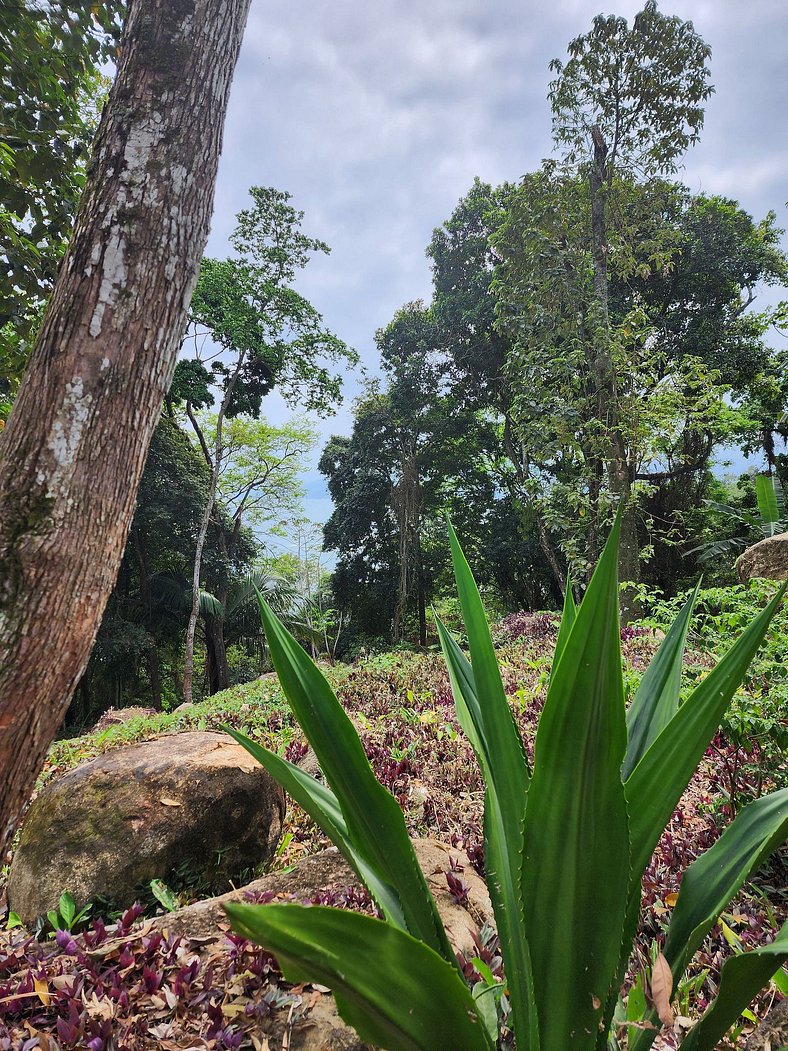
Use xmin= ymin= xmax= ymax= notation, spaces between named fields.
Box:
xmin=34 ymin=977 xmax=50 ymax=1007
xmin=159 ymin=796 xmax=183 ymax=807
xmin=650 ymin=951 xmax=674 ymax=1027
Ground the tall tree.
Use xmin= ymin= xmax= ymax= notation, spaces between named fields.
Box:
xmin=191 ymin=413 xmax=314 ymax=694
xmin=548 ymin=0 xmax=713 ymax=585
xmin=428 ymin=178 xmax=569 ymax=594
xmin=495 ymin=174 xmax=787 ymax=593
xmin=175 ymin=187 xmax=353 ymax=702
xmin=0 ymin=0 xmax=251 ymax=859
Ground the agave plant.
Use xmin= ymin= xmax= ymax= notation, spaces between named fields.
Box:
xmin=222 ymin=517 xmax=788 ymax=1050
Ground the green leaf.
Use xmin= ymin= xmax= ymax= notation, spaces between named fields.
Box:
xmin=664 ymin=788 xmax=788 ymax=977
xmin=441 ymin=523 xmax=539 ymax=1049
xmin=224 ymin=728 xmax=412 ymax=927
xmin=629 ymin=789 xmax=788 ymax=1051
xmin=622 ymin=582 xmax=700 ymax=780
xmin=150 ymin=879 xmax=180 ymax=913
xmin=521 ymin=514 xmax=630 ymax=1051
xmin=58 ymin=892 xmax=75 ymax=927
xmin=625 ymin=583 xmax=786 ymax=879
xmin=252 ymin=595 xmax=454 ymax=963
xmin=679 ymin=923 xmax=788 ymax=1051
xmin=626 ymin=974 xmax=647 ymax=1022
xmin=550 ymin=570 xmax=576 ymax=682
xmin=755 ymin=474 xmax=781 ymax=530
xmin=446 ymin=521 xmax=531 ymax=780
xmin=226 ymin=903 xmax=492 ymax=1051
xmin=436 ymin=616 xmax=539 ymax=1051
xmin=472 ymin=981 xmax=500 ymax=1045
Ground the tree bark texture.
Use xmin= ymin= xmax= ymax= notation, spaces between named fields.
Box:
xmin=0 ymin=0 xmax=251 ymax=858
xmin=205 ymin=614 xmax=230 ymax=695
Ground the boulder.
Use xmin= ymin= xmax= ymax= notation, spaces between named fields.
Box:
xmin=8 ymin=731 xmax=285 ymax=923
xmin=745 ymin=997 xmax=788 ymax=1050
xmin=158 ymin=837 xmax=492 ymax=958
xmin=150 ymin=838 xmax=491 ymax=1051
xmin=92 ymin=705 xmax=158 ymax=731
xmin=736 ymin=531 xmax=788 ymax=582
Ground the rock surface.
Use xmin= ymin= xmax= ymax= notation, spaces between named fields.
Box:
xmin=745 ymin=997 xmax=788 ymax=1050
xmin=160 ymin=837 xmax=492 ymax=957
xmin=736 ymin=531 xmax=788 ymax=582
xmin=8 ymin=731 xmax=285 ymax=923
xmin=92 ymin=706 xmax=158 ymax=731
xmin=149 ymin=838 xmax=490 ymax=1050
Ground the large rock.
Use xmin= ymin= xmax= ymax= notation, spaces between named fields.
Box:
xmin=745 ymin=997 xmax=788 ymax=1049
xmin=160 ymin=838 xmax=492 ymax=959
xmin=736 ymin=531 xmax=788 ymax=582
xmin=149 ymin=838 xmax=491 ymax=1050
xmin=8 ymin=731 xmax=285 ymax=923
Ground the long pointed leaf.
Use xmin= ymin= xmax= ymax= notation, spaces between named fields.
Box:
xmin=665 ymin=788 xmax=788 ymax=973
xmin=550 ymin=569 xmax=576 ymax=683
xmin=625 ymin=583 xmax=786 ymax=880
xmin=629 ymin=788 xmax=788 ymax=1051
xmin=255 ymin=595 xmax=454 ymax=963
xmin=223 ymin=728 xmax=409 ymax=927
xmin=436 ymin=616 xmax=540 ymax=1051
xmin=679 ymin=923 xmax=788 ymax=1051
xmin=756 ymin=474 xmax=780 ymax=530
xmin=226 ymin=903 xmax=492 ymax=1051
xmin=521 ymin=514 xmax=630 ymax=1051
xmin=444 ymin=522 xmax=537 ymax=1049
xmin=447 ymin=521 xmax=531 ymax=783
xmin=622 ymin=582 xmax=700 ymax=780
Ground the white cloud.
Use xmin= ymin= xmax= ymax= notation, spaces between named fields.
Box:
xmin=204 ymin=0 xmax=788 ymax=525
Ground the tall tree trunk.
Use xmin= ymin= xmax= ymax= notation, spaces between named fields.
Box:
xmin=503 ymin=414 xmax=567 ymax=597
xmin=0 ymin=0 xmax=251 ymax=858
xmin=147 ymin=643 xmax=163 ymax=710
xmin=205 ymin=614 xmax=230 ymax=694
xmin=588 ymin=124 xmax=639 ymax=598
xmin=182 ymin=461 xmax=219 ymax=703
xmin=130 ymin=524 xmax=162 ymax=710
xmin=415 ymin=532 xmax=427 ymax=647
xmin=182 ymin=355 xmax=247 ymax=703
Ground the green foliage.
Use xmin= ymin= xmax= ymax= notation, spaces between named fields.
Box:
xmin=0 ymin=1 xmax=121 ymax=383
xmin=181 ymin=187 xmax=356 ymax=419
xmin=46 ymin=891 xmax=91 ymax=935
xmin=639 ymin=580 xmax=788 ymax=809
xmin=688 ymin=475 xmax=787 ymax=564
xmin=549 ymin=1 xmax=713 ymax=177
xmin=71 ymin=415 xmax=260 ymax=721
xmin=226 ymin=523 xmax=788 ymax=1050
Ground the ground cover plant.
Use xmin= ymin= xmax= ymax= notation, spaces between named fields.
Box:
xmin=1 ymin=560 xmax=787 ymax=1048
xmin=225 ymin=518 xmax=788 ymax=1051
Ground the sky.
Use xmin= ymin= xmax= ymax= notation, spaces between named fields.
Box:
xmin=202 ymin=0 xmax=788 ymax=538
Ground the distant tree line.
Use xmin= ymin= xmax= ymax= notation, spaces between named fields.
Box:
xmin=321 ymin=3 xmax=788 ymax=645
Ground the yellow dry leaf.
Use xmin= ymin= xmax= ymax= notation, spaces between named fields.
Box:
xmin=159 ymin=797 xmax=182 ymax=807
xmin=34 ymin=978 xmax=50 ymax=1007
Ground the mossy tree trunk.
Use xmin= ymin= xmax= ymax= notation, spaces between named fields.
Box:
xmin=0 ymin=0 xmax=251 ymax=858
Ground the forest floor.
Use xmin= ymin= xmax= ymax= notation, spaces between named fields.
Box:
xmin=1 ymin=630 xmax=786 ymax=1049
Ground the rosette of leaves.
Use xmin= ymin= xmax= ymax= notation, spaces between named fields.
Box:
xmin=222 ymin=515 xmax=788 ymax=1051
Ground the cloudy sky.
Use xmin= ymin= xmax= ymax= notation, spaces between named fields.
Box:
xmin=203 ymin=0 xmax=788 ymax=534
